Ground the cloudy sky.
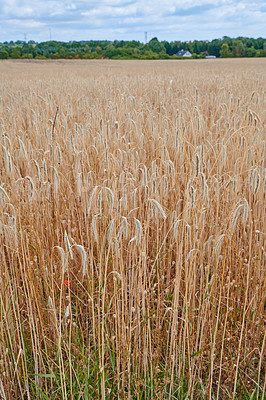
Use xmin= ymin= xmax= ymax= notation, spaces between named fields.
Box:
xmin=0 ymin=0 xmax=265 ymax=43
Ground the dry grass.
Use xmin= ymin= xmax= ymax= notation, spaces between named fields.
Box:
xmin=0 ymin=58 xmax=265 ymax=399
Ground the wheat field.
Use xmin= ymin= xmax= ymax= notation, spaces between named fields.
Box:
xmin=0 ymin=59 xmax=265 ymax=399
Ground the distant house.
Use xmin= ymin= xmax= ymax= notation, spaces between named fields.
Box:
xmin=176 ymin=49 xmax=192 ymax=57
xmin=206 ymin=55 xmax=216 ymax=59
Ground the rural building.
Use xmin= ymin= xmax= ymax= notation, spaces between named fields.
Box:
xmin=176 ymin=49 xmax=192 ymax=57
xmin=206 ymin=55 xmax=216 ymax=59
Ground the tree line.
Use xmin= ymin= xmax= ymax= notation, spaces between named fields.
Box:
xmin=0 ymin=36 xmax=265 ymax=60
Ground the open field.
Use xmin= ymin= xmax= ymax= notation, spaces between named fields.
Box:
xmin=0 ymin=59 xmax=265 ymax=399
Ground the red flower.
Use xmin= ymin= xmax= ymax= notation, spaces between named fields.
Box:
xmin=64 ymin=280 xmax=71 ymax=286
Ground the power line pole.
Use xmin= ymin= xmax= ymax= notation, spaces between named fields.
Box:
xmin=49 ymin=28 xmax=52 ymax=41
xmin=24 ymin=33 xmax=27 ymax=43
xmin=145 ymin=32 xmax=147 ymax=44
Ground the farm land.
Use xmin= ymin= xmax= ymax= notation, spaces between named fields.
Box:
xmin=0 ymin=59 xmax=265 ymax=399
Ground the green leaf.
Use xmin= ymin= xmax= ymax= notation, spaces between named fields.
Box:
xmin=190 ymin=347 xmax=205 ymax=358
xmin=31 ymin=373 xmax=56 ymax=378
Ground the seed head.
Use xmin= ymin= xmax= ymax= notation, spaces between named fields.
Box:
xmin=74 ymin=244 xmax=87 ymax=276
xmin=64 ymin=231 xmax=73 ymax=260
xmin=150 ymin=198 xmax=166 ymax=220
xmin=92 ymin=215 xmax=98 ymax=242
xmin=55 ymin=246 xmax=66 ymax=272
xmin=134 ymin=218 xmax=142 ymax=245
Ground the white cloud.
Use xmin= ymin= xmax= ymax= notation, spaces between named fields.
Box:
xmin=81 ymin=4 xmax=138 ymax=18
xmin=8 ymin=19 xmax=46 ymax=28
xmin=0 ymin=0 xmax=265 ymax=42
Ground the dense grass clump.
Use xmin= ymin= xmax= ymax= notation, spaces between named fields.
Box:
xmin=0 ymin=59 xmax=265 ymax=399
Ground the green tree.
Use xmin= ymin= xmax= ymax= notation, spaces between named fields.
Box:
xmin=58 ymin=47 xmax=67 ymax=57
xmin=0 ymin=50 xmax=9 ymax=59
xmin=246 ymin=46 xmax=256 ymax=57
xmin=207 ymin=39 xmax=221 ymax=57
xmin=22 ymin=53 xmax=33 ymax=59
xmin=148 ymin=37 xmax=166 ymax=53
xmin=220 ymin=43 xmax=231 ymax=58
xmin=232 ymin=40 xmax=245 ymax=57
xmin=10 ymin=48 xmax=21 ymax=58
